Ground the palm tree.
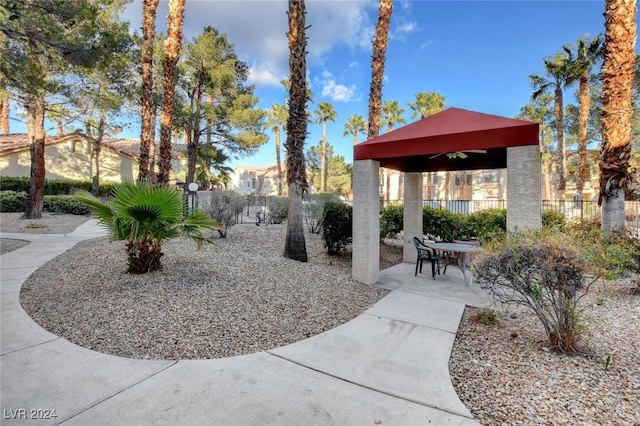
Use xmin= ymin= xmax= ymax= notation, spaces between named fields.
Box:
xmin=157 ymin=0 xmax=186 ymax=185
xmin=343 ymin=114 xmax=367 ymax=145
xmin=380 ymin=99 xmax=406 ymax=201
xmin=380 ymin=99 xmax=406 ymax=132
xmin=265 ymin=103 xmax=288 ymax=196
xmin=367 ymin=0 xmax=393 ymax=140
xmin=530 ymin=53 xmax=574 ymax=195
xmin=75 ymin=182 xmax=219 ymax=273
xmin=599 ymin=0 xmax=637 ymax=234
xmin=284 ymin=0 xmax=309 ymax=262
xmin=564 ymin=35 xmax=603 ymax=201
xmin=407 ymin=91 xmax=445 ymax=119
xmin=407 ymin=91 xmax=446 ymax=198
xmin=313 ymin=101 xmax=337 ymax=192
xmin=139 ymin=0 xmax=159 ymax=183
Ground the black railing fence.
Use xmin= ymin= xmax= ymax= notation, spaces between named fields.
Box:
xmin=378 ymin=198 xmax=640 ymax=237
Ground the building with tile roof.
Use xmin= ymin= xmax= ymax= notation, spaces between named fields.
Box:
xmin=0 ymin=133 xmax=187 ymax=184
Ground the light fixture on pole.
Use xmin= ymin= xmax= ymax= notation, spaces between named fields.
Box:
xmin=187 ymin=182 xmax=198 ymax=211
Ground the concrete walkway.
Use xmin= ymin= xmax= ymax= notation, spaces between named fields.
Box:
xmin=1 ymin=221 xmax=490 ymax=425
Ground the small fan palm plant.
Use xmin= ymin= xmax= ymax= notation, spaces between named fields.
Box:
xmin=75 ymin=182 xmax=220 ymax=274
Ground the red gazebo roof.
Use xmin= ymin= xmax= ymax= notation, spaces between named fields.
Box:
xmin=353 ymin=107 xmax=539 ymax=172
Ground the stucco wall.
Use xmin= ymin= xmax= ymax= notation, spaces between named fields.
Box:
xmin=0 ymin=139 xmax=138 ymax=182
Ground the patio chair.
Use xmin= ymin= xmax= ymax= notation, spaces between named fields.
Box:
xmin=412 ymin=236 xmax=441 ymax=278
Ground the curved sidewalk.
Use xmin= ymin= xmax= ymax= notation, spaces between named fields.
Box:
xmin=1 ymin=221 xmax=479 ymax=425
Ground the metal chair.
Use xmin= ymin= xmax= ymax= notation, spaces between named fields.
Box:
xmin=412 ymin=236 xmax=441 ymax=278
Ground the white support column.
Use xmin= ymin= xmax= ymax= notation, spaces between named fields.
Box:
xmin=352 ymin=160 xmax=380 ymax=284
xmin=507 ymin=145 xmax=541 ymax=231
xmin=403 ymin=172 xmax=423 ymax=263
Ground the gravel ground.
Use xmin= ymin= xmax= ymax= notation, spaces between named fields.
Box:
xmin=450 ymin=277 xmax=640 ymax=425
xmin=18 ymin=222 xmax=396 ymax=360
xmin=0 ymin=212 xmax=90 ymax=234
xmin=6 ymin=213 xmax=639 ymax=424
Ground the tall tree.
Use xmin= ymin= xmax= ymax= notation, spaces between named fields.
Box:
xmin=367 ymin=0 xmax=393 ymax=140
xmin=307 ymin=144 xmax=352 ymax=194
xmin=530 ymin=53 xmax=574 ymax=195
xmin=313 ymin=101 xmax=337 ymax=192
xmin=407 ymin=91 xmax=446 ymax=198
xmin=139 ymin=0 xmax=160 ymax=182
xmin=565 ymin=34 xmax=604 ymax=201
xmin=517 ymin=93 xmax=556 ymax=199
xmin=157 ymin=0 xmax=186 ymax=185
xmin=284 ymin=0 xmax=309 ymax=262
xmin=599 ymin=0 xmax=637 ymax=234
xmin=1 ymin=0 xmax=122 ymax=218
xmin=343 ymin=114 xmax=367 ymax=145
xmin=407 ymin=91 xmax=445 ymax=119
xmin=265 ymin=103 xmax=288 ymax=195
xmin=176 ymin=27 xmax=267 ymax=186
xmin=380 ymin=99 xmax=406 ymax=132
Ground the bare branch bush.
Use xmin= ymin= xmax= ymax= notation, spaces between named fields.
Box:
xmin=473 ymin=231 xmax=601 ymax=353
xmin=202 ymin=190 xmax=245 ymax=238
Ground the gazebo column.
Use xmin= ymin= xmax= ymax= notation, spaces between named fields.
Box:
xmin=352 ymin=160 xmax=380 ymax=284
xmin=403 ymin=172 xmax=423 ymax=263
xmin=507 ymin=145 xmax=541 ymax=231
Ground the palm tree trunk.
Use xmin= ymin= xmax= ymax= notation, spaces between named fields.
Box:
xmin=275 ymin=125 xmax=283 ymax=196
xmin=23 ymin=97 xmax=45 ymax=219
xmin=554 ymin=86 xmax=566 ymax=194
xmin=320 ymin=123 xmax=326 ymax=192
xmin=139 ymin=0 xmax=159 ymax=183
xmin=576 ymin=71 xmax=590 ymax=201
xmin=599 ymin=0 xmax=636 ymax=234
xmin=157 ymin=0 xmax=186 ymax=185
xmin=367 ymin=0 xmax=393 ymax=140
xmin=284 ymin=0 xmax=308 ymax=262
xmin=91 ymin=112 xmax=106 ymax=196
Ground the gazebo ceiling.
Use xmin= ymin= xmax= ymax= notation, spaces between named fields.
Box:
xmin=353 ymin=107 xmax=539 ymax=173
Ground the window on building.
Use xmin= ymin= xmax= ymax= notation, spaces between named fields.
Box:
xmin=484 ymin=171 xmax=499 ymax=184
xmin=466 ymin=174 xmax=473 ymax=185
xmin=455 ymin=174 xmax=462 ymax=186
xmin=432 ymin=174 xmax=439 ymax=185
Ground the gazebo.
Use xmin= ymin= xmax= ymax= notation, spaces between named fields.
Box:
xmin=352 ymin=107 xmax=540 ymax=284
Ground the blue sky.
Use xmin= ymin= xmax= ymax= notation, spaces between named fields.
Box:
xmin=14 ymin=1 xmax=615 ymax=170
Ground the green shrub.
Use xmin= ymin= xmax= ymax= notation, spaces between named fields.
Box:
xmin=0 ymin=177 xmax=30 ymax=192
xmin=304 ymin=193 xmax=340 ymax=234
xmin=322 ymin=201 xmax=352 ymax=255
xmin=468 ymin=208 xmax=506 ymax=241
xmin=543 ymin=210 xmax=566 ymax=230
xmin=380 ymin=203 xmax=404 ymax=238
xmin=423 ymin=206 xmax=459 ymax=241
xmin=43 ymin=195 xmax=92 ymax=215
xmin=266 ymin=196 xmax=288 ymax=224
xmin=0 ymin=177 xmax=118 ymax=196
xmin=565 ymin=219 xmax=640 ymax=280
xmin=0 ymin=190 xmax=27 ymax=212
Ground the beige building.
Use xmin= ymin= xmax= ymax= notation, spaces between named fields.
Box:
xmin=229 ymin=164 xmax=282 ymax=196
xmin=0 ymin=133 xmax=187 ymax=184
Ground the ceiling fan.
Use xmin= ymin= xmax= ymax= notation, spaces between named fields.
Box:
xmin=429 ymin=149 xmax=487 ymax=160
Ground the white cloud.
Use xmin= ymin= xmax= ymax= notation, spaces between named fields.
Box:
xmin=318 ymin=71 xmax=356 ymax=102
xmin=248 ymin=66 xmax=283 ymax=87
xmin=122 ymin=1 xmax=376 ymax=88
xmin=322 ymin=81 xmax=356 ymax=102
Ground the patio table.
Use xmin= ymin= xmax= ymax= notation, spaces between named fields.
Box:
xmin=424 ymin=242 xmax=483 ymax=286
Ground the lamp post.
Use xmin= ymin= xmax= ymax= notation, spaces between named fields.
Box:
xmin=187 ymin=182 xmax=198 ymax=211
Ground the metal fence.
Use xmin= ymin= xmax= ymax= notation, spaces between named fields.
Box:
xmin=381 ymin=198 xmax=640 ymax=237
